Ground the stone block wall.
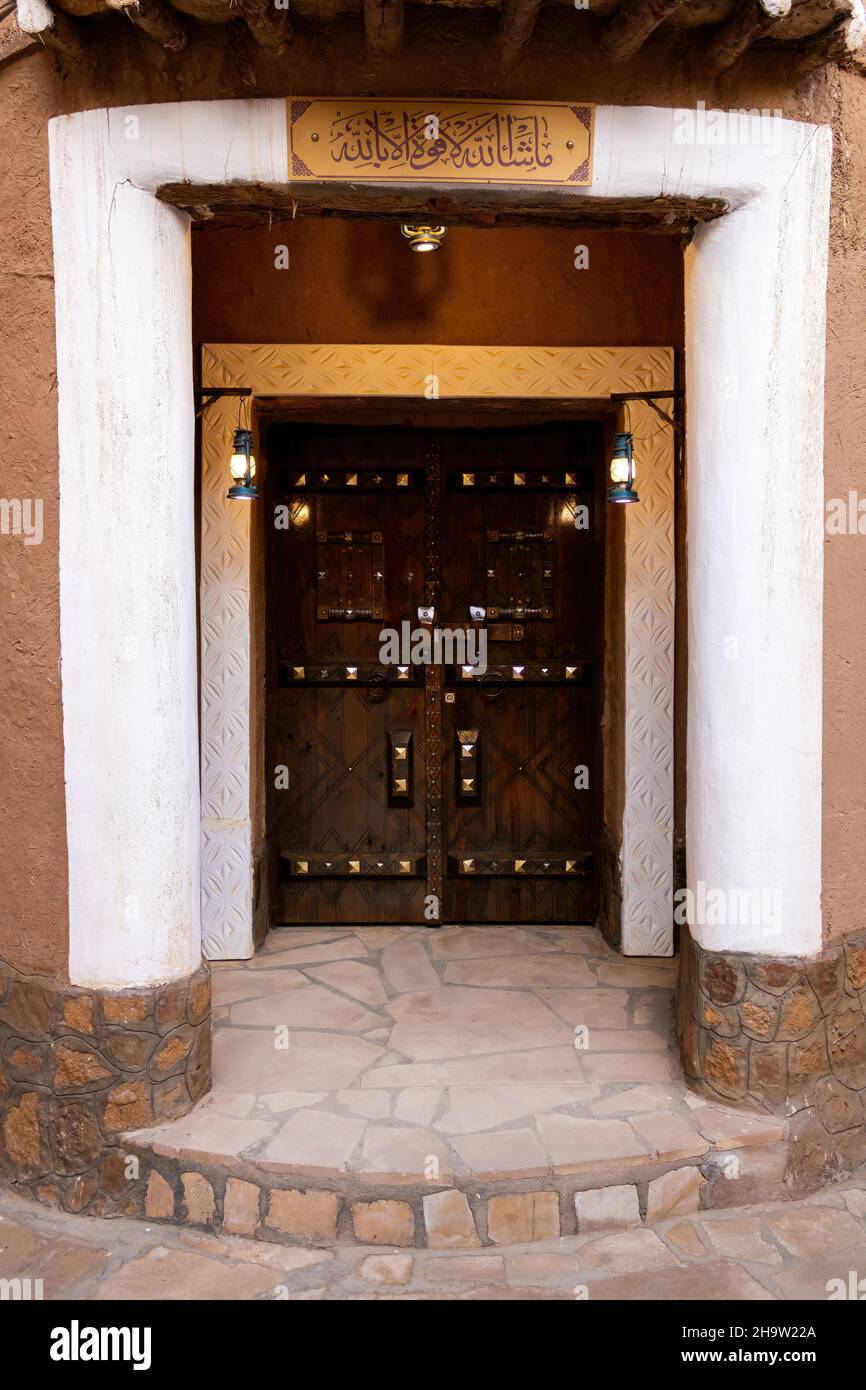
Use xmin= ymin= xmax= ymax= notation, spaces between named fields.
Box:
xmin=0 ymin=957 xmax=211 ymax=1214
xmin=676 ymin=928 xmax=866 ymax=1190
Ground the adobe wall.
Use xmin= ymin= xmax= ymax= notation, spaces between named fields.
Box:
xmin=0 ymin=13 xmax=863 ymax=980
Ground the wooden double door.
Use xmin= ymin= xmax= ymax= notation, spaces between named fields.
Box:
xmin=266 ymin=420 xmax=604 ymax=926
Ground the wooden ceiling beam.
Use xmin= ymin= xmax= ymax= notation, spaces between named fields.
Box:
xmin=106 ymin=0 xmax=186 ymax=51
xmin=11 ymin=0 xmax=863 ymax=77
xmin=15 ymin=0 xmax=86 ymax=55
xmin=794 ymin=0 xmax=865 ymax=67
xmin=599 ymin=0 xmax=689 ymax=59
xmin=241 ymin=0 xmax=292 ymax=51
xmin=364 ymin=0 xmax=404 ymax=52
xmin=499 ymin=0 xmax=545 ymax=63
xmin=0 ymin=11 xmax=38 ymax=65
xmin=707 ymin=0 xmax=792 ymax=72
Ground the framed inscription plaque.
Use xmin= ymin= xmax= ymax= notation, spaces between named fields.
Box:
xmin=286 ymin=99 xmax=594 ymax=187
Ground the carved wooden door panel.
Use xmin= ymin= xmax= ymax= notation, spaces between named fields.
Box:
xmin=438 ymin=424 xmax=603 ymax=924
xmin=267 ymin=422 xmax=602 ymax=925
xmin=267 ymin=426 xmax=428 ymax=924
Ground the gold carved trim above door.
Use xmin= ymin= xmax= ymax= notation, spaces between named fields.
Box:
xmin=202 ymin=344 xmax=673 ymax=401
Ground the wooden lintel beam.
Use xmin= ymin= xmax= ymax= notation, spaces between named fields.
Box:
xmin=106 ymin=0 xmax=187 ymax=52
xmin=499 ymin=0 xmax=545 ymax=62
xmin=794 ymin=0 xmax=866 ymax=69
xmin=707 ymin=0 xmax=792 ymax=73
xmin=599 ymin=0 xmax=688 ymax=59
xmin=364 ymin=0 xmax=404 ymax=53
xmin=15 ymin=0 xmax=86 ymax=57
xmin=157 ymin=179 xmax=728 ymax=236
xmin=242 ymin=0 xmax=292 ymax=52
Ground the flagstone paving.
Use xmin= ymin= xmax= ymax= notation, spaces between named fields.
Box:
xmin=137 ymin=924 xmax=779 ymax=1183
xmin=3 ymin=1175 xmax=866 ymax=1300
xmin=118 ymin=924 xmax=804 ymax=1248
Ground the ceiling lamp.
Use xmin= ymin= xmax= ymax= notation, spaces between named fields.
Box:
xmin=400 ymin=223 xmax=448 ymax=253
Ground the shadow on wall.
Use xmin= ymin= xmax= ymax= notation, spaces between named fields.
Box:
xmin=191 ymin=220 xmax=686 ymax=348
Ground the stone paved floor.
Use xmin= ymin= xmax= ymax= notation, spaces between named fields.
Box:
xmin=4 ymin=1176 xmax=866 ymax=1300
xmin=134 ymin=925 xmax=783 ymax=1182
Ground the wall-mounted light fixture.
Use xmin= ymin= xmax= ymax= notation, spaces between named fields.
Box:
xmin=228 ymin=426 xmax=258 ymax=500
xmin=607 ymin=388 xmax=685 ymax=506
xmin=608 ymin=432 xmax=639 ymax=505
xmin=193 ymin=385 xmax=257 ymax=501
xmin=400 ymin=223 xmax=448 ymax=253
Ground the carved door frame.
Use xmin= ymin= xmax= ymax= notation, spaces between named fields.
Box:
xmin=200 ymin=343 xmax=675 ymax=959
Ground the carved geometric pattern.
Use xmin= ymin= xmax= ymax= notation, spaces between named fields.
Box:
xmin=203 ymin=344 xmax=675 ymax=403
xmin=621 ymin=398 xmax=675 ymax=957
xmin=200 ymin=344 xmax=675 ymax=958
xmin=200 ymin=396 xmax=254 ymax=959
xmin=201 ymin=820 xmax=253 ymax=961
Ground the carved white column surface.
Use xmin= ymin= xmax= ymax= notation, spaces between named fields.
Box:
xmin=622 ymin=400 xmax=676 ymax=956
xmin=200 ymin=395 xmax=254 ymax=959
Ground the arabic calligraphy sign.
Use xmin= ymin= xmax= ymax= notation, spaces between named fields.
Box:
xmin=287 ymin=99 xmax=594 ymax=186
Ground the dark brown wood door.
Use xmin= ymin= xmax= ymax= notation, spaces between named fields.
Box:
xmin=437 ymin=427 xmax=602 ymax=923
xmin=267 ymin=422 xmax=603 ymax=925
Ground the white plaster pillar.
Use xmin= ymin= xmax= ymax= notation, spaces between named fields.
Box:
xmin=684 ymin=135 xmax=830 ymax=958
xmin=50 ymin=111 xmax=200 ymax=988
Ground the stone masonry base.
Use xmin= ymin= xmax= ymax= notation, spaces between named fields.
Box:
xmin=676 ymin=928 xmax=866 ymax=1193
xmin=0 ymin=958 xmax=212 ymax=1214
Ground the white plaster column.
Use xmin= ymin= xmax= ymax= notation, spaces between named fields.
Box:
xmin=50 ymin=112 xmax=200 ymax=987
xmin=684 ymin=138 xmax=830 ymax=958
xmin=579 ymin=104 xmax=830 ymax=954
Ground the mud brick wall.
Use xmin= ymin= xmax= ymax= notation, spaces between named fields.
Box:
xmin=0 ymin=959 xmax=211 ymax=1214
xmin=677 ymin=929 xmax=866 ymax=1189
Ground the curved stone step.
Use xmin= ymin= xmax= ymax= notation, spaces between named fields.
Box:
xmin=125 ymin=1110 xmax=789 ymax=1248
